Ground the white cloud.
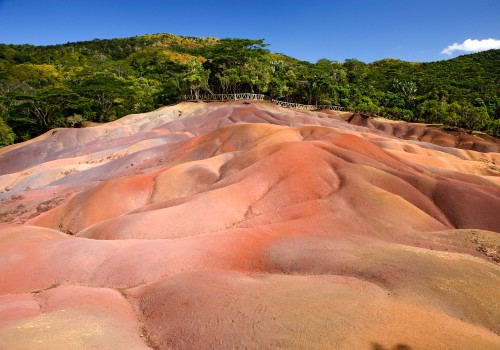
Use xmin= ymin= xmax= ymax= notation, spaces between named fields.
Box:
xmin=441 ymin=38 xmax=500 ymax=55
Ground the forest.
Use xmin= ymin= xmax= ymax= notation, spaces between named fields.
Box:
xmin=0 ymin=33 xmax=499 ymax=146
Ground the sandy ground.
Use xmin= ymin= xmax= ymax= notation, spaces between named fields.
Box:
xmin=0 ymin=101 xmax=499 ymax=349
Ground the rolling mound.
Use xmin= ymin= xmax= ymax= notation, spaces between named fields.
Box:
xmin=1 ymin=101 xmax=499 ymax=350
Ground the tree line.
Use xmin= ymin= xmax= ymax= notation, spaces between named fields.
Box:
xmin=1 ymin=33 xmax=499 ymax=146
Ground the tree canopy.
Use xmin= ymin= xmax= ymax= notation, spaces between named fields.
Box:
xmin=0 ymin=33 xmax=499 ymax=146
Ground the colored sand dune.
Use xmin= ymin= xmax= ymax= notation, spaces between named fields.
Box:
xmin=1 ymin=101 xmax=499 ymax=349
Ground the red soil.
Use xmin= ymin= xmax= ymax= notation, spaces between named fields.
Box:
xmin=0 ymin=101 xmax=499 ymax=349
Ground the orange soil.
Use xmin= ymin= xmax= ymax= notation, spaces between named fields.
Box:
xmin=0 ymin=101 xmax=499 ymax=349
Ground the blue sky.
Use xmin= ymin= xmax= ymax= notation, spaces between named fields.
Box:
xmin=0 ymin=0 xmax=499 ymax=63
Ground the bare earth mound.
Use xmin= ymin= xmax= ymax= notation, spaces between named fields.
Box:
xmin=0 ymin=101 xmax=499 ymax=349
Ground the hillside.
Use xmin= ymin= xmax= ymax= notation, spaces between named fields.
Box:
xmin=0 ymin=33 xmax=499 ymax=146
xmin=0 ymin=100 xmax=499 ymax=349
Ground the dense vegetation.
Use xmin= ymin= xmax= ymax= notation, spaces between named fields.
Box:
xmin=0 ymin=33 xmax=499 ymax=146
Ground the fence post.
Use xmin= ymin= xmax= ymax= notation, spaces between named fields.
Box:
xmin=179 ymin=94 xmax=353 ymax=112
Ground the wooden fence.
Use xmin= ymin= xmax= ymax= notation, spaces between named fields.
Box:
xmin=181 ymin=93 xmax=268 ymax=102
xmin=270 ymin=99 xmax=350 ymax=111
xmin=181 ymin=94 xmax=351 ymax=112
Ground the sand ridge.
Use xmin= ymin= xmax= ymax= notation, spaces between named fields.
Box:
xmin=0 ymin=101 xmax=499 ymax=349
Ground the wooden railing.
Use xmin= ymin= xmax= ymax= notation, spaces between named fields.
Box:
xmin=181 ymin=93 xmax=268 ymax=102
xmin=270 ymin=99 xmax=350 ymax=111
xmin=181 ymin=94 xmax=351 ymax=112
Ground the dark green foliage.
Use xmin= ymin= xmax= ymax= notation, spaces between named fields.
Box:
xmin=0 ymin=33 xmax=499 ymax=146
xmin=0 ymin=117 xmax=15 ymax=146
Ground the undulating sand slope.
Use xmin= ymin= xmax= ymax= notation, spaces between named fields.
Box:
xmin=0 ymin=101 xmax=499 ymax=350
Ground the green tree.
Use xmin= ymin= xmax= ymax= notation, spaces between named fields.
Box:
xmin=391 ymin=79 xmax=418 ymax=109
xmin=9 ymin=88 xmax=92 ymax=131
xmin=182 ymin=59 xmax=211 ymax=99
xmin=356 ymin=96 xmax=381 ymax=115
xmin=6 ymin=63 xmax=62 ymax=88
xmin=460 ymin=103 xmax=490 ymax=132
xmin=74 ymin=73 xmax=132 ymax=121
xmin=0 ymin=36 xmax=499 ymax=141
xmin=0 ymin=117 xmax=15 ymax=146
xmin=486 ymin=119 xmax=500 ymax=137
xmin=487 ymin=96 xmax=500 ymax=119
xmin=240 ymin=58 xmax=271 ymax=93
xmin=344 ymin=59 xmax=367 ymax=84
xmin=129 ymin=77 xmax=162 ymax=112
xmin=417 ymin=100 xmax=446 ymax=123
xmin=444 ymin=102 xmax=463 ymax=127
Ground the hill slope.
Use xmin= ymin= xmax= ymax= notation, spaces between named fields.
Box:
xmin=1 ymin=33 xmax=499 ymax=145
xmin=0 ymin=101 xmax=499 ymax=349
